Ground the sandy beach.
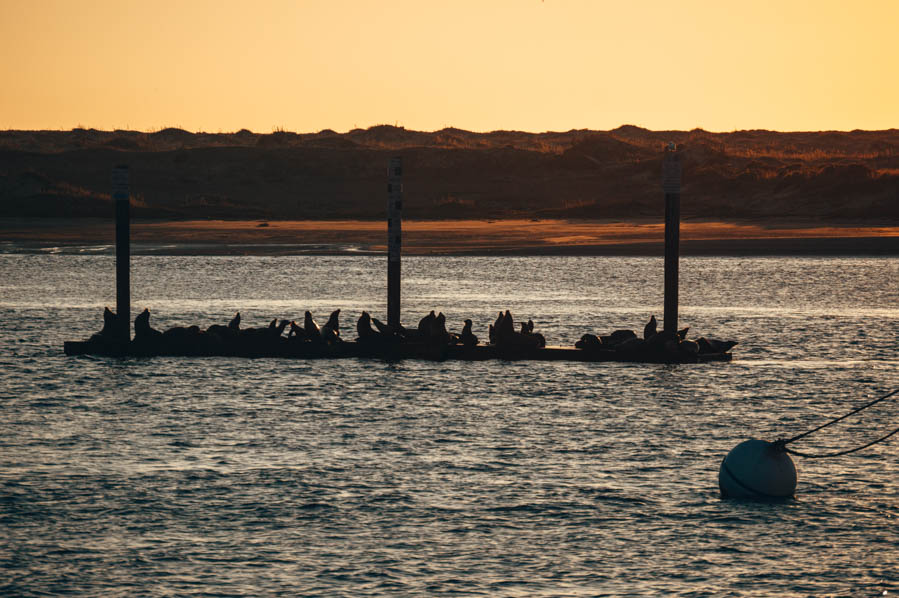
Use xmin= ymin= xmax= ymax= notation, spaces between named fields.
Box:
xmin=2 ymin=218 xmax=898 ymax=255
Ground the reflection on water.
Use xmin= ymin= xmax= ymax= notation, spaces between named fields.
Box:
xmin=1 ymin=255 xmax=897 ymax=596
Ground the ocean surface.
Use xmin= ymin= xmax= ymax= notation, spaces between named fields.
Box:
xmin=1 ymin=253 xmax=897 ymax=597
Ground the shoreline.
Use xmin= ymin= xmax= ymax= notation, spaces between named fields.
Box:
xmin=2 ymin=218 xmax=899 ymax=256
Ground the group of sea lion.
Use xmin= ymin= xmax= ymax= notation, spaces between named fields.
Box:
xmin=488 ymin=310 xmax=546 ymax=349
xmin=355 ymin=309 xmax=479 ymax=348
xmin=87 ymin=307 xmax=735 ymax=357
xmin=575 ymin=314 xmax=737 ymax=356
xmin=126 ymin=307 xmax=344 ymax=354
xmin=355 ymin=309 xmax=545 ymax=350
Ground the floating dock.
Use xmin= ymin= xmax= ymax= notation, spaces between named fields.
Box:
xmin=63 ymin=339 xmax=732 ymax=363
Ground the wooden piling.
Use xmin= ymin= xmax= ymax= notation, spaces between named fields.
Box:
xmin=662 ymin=147 xmax=681 ymax=334
xmin=112 ymin=165 xmax=131 ymax=343
xmin=387 ymin=157 xmax=403 ymax=329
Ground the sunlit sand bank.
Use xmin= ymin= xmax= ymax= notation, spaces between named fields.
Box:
xmin=2 ymin=218 xmax=898 ymax=256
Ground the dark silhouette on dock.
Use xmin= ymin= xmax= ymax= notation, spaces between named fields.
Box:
xmin=65 ymin=307 xmax=735 ymax=363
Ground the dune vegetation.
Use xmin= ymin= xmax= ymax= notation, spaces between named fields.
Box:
xmin=1 ymin=125 xmax=897 ymax=222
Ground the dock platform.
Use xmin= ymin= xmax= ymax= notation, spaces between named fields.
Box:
xmin=63 ymin=339 xmax=732 ymax=364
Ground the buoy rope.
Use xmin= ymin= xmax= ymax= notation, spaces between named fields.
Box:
xmin=784 ymin=425 xmax=899 ymax=458
xmin=775 ymin=388 xmax=899 ymax=458
xmin=783 ymin=388 xmax=898 ymax=445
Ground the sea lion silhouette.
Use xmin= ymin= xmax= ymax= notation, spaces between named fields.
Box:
xmin=460 ymin=319 xmax=478 ymax=347
xmin=643 ymin=315 xmax=657 ymax=340
xmin=431 ymin=312 xmax=449 ymax=343
xmin=575 ymin=333 xmax=602 ymax=350
xmin=697 ymin=338 xmax=738 ymax=354
xmin=418 ymin=311 xmax=436 ymax=336
xmin=304 ymin=311 xmax=321 ymax=340
xmin=287 ymin=320 xmax=305 ymax=339
xmin=89 ymin=306 xmax=119 ymax=342
xmin=680 ymin=339 xmax=699 ymax=354
xmin=372 ymin=317 xmax=391 ymax=335
xmin=321 ymin=309 xmax=341 ymax=342
xmin=357 ymin=311 xmax=376 ymax=339
xmin=499 ymin=310 xmax=515 ymax=339
xmin=495 ymin=311 xmax=544 ymax=349
xmin=134 ymin=308 xmax=162 ymax=341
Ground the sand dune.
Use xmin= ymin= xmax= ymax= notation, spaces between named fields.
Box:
xmin=1 ymin=125 xmax=898 ymax=223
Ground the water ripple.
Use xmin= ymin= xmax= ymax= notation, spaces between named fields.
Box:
xmin=1 ymin=255 xmax=897 ymax=596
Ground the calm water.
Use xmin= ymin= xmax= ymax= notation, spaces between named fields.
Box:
xmin=1 ymin=254 xmax=898 ymax=596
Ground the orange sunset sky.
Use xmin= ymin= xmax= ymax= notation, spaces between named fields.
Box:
xmin=1 ymin=0 xmax=897 ymax=134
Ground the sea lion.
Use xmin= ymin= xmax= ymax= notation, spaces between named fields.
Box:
xmin=520 ymin=317 xmax=545 ymax=347
xmin=357 ymin=311 xmax=376 ymax=339
xmin=161 ymin=324 xmax=204 ymax=353
xmin=433 ymin=312 xmax=458 ymax=344
xmin=232 ymin=319 xmax=288 ymax=355
xmin=418 ymin=311 xmax=436 ymax=336
xmin=718 ymin=339 xmax=738 ymax=353
xmin=647 ymin=329 xmax=676 ymax=352
xmin=321 ymin=325 xmax=339 ymax=343
xmin=488 ymin=324 xmax=496 ymax=344
xmin=492 ymin=311 xmax=504 ymax=338
xmin=676 ymin=326 xmax=690 ymax=341
xmin=100 ymin=306 xmax=117 ymax=331
xmin=240 ymin=318 xmax=287 ymax=339
xmin=432 ymin=312 xmax=448 ymax=336
xmin=520 ymin=322 xmax=528 ymax=334
xmin=529 ymin=331 xmax=546 ymax=348
xmin=304 ymin=311 xmax=321 ymax=340
xmin=89 ymin=307 xmax=119 ymax=342
xmin=287 ymin=320 xmax=305 ymax=339
xmin=602 ymin=329 xmax=637 ymax=346
xmin=499 ymin=310 xmax=515 ymax=339
xmin=680 ymin=339 xmax=699 ymax=354
xmin=643 ymin=315 xmax=657 ymax=340
xmin=326 ymin=309 xmax=340 ymax=333
xmin=494 ymin=311 xmax=543 ymax=349
xmin=460 ymin=319 xmax=478 ymax=347
xmin=321 ymin=309 xmax=341 ymax=343
xmin=207 ymin=313 xmax=240 ymax=343
xmin=163 ymin=324 xmax=201 ymax=338
xmin=371 ymin=317 xmax=391 ymax=335
xmin=575 ymin=333 xmax=602 ymax=350
xmin=134 ymin=308 xmax=163 ymax=341
xmin=697 ymin=338 xmax=738 ymax=354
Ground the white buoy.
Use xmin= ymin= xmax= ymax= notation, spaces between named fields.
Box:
xmin=718 ymin=439 xmax=797 ymax=499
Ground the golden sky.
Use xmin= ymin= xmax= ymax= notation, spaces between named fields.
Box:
xmin=1 ymin=0 xmax=897 ymax=133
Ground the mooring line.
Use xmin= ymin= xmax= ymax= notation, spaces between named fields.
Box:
xmin=785 ymin=425 xmax=899 ymax=458
xmin=783 ymin=388 xmax=898 ymax=445
xmin=777 ymin=388 xmax=898 ymax=458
